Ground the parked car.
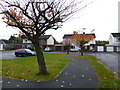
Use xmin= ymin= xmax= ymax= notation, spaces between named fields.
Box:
xmin=15 ymin=49 xmax=36 ymax=57
xmin=44 ymin=47 xmax=52 ymax=52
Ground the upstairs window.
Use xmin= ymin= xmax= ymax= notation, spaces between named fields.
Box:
xmin=24 ymin=39 xmax=28 ymax=42
xmin=71 ymin=45 xmax=75 ymax=49
xmin=116 ymin=38 xmax=120 ymax=42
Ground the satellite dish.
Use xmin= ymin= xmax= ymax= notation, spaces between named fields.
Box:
xmin=82 ymin=28 xmax=86 ymax=30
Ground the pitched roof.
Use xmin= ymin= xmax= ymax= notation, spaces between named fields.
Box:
xmin=21 ymin=35 xmax=52 ymax=40
xmin=63 ymin=33 xmax=96 ymax=38
xmin=111 ymin=33 xmax=120 ymax=37
xmin=39 ymin=35 xmax=52 ymax=39
xmin=0 ymin=39 xmax=13 ymax=44
xmin=39 ymin=35 xmax=53 ymax=45
xmin=63 ymin=34 xmax=74 ymax=38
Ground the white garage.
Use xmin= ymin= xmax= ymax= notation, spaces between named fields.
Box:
xmin=117 ymin=47 xmax=120 ymax=52
xmin=97 ymin=46 xmax=104 ymax=52
xmin=106 ymin=47 xmax=114 ymax=52
xmin=0 ymin=40 xmax=3 ymax=50
xmin=0 ymin=44 xmax=3 ymax=50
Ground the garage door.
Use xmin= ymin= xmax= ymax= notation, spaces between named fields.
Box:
xmin=106 ymin=47 xmax=113 ymax=52
xmin=55 ymin=46 xmax=62 ymax=51
xmin=117 ymin=47 xmax=120 ymax=52
xmin=0 ymin=45 xmax=3 ymax=50
xmin=97 ymin=46 xmax=104 ymax=52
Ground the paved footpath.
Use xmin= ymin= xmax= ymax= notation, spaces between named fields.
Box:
xmin=2 ymin=53 xmax=99 ymax=88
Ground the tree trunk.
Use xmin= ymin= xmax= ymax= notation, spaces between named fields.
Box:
xmin=33 ymin=41 xmax=48 ymax=74
xmin=81 ymin=46 xmax=84 ymax=56
xmin=67 ymin=45 xmax=70 ymax=54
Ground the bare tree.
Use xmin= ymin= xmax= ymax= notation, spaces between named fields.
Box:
xmin=0 ymin=0 xmax=91 ymax=74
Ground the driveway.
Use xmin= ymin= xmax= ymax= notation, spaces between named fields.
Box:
xmin=0 ymin=51 xmax=20 ymax=59
xmin=0 ymin=51 xmax=66 ymax=59
xmin=87 ymin=52 xmax=120 ymax=77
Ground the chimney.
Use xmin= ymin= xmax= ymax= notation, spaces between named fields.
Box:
xmin=73 ymin=31 xmax=78 ymax=35
xmin=73 ymin=31 xmax=77 ymax=34
xmin=83 ymin=32 xmax=85 ymax=34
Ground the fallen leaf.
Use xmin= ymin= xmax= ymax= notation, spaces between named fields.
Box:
xmin=82 ymin=75 xmax=84 ymax=77
xmin=56 ymin=80 xmax=58 ymax=82
xmin=89 ymin=79 xmax=91 ymax=80
xmin=104 ymin=77 xmax=107 ymax=79
xmin=8 ymin=76 xmax=11 ymax=78
xmin=114 ymin=83 xmax=119 ymax=85
xmin=65 ymin=73 xmax=68 ymax=75
xmin=62 ymin=81 xmax=65 ymax=83
xmin=17 ymin=84 xmax=20 ymax=87
xmin=103 ymin=73 xmax=107 ymax=75
xmin=37 ymin=81 xmax=40 ymax=83
xmin=61 ymin=85 xmax=64 ymax=88
xmin=21 ymin=79 xmax=24 ymax=81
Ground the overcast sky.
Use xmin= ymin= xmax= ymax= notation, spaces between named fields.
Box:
xmin=0 ymin=0 xmax=119 ymax=42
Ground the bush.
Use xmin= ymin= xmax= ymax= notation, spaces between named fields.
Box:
xmin=10 ymin=45 xmax=15 ymax=50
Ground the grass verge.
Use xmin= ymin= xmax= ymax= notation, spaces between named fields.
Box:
xmin=77 ymin=55 xmax=120 ymax=88
xmin=2 ymin=53 xmax=71 ymax=81
xmin=0 ymin=59 xmax=1 ymax=77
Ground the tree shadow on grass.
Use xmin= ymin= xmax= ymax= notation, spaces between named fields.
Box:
xmin=36 ymin=72 xmax=50 ymax=76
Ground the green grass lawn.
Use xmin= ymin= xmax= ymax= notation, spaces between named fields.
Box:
xmin=77 ymin=55 xmax=120 ymax=88
xmin=2 ymin=53 xmax=71 ymax=81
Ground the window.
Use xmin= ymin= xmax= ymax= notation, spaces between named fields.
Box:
xmin=25 ymin=39 xmax=27 ymax=42
xmin=71 ymin=45 xmax=75 ymax=49
xmin=16 ymin=49 xmax=26 ymax=53
xmin=116 ymin=38 xmax=120 ymax=42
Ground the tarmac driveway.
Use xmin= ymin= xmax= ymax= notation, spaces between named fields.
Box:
xmin=0 ymin=51 xmax=66 ymax=59
xmin=87 ymin=52 xmax=120 ymax=77
xmin=0 ymin=51 xmax=19 ymax=59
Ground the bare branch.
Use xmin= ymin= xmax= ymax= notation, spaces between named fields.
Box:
xmin=0 ymin=0 xmax=93 ymax=37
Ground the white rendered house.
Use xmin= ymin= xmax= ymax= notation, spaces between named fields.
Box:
xmin=62 ymin=33 xmax=96 ymax=51
xmin=109 ymin=33 xmax=120 ymax=46
xmin=22 ymin=35 xmax=55 ymax=49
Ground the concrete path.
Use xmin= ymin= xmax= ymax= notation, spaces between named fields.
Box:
xmin=2 ymin=53 xmax=99 ymax=88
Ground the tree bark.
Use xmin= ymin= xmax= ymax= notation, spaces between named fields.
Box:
xmin=67 ymin=45 xmax=70 ymax=54
xmin=33 ymin=40 xmax=48 ymax=74
xmin=81 ymin=45 xmax=84 ymax=56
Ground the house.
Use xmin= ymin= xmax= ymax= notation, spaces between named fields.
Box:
xmin=22 ymin=35 xmax=55 ymax=50
xmin=0 ymin=39 xmax=26 ymax=50
xmin=39 ymin=35 xmax=55 ymax=49
xmin=0 ymin=39 xmax=3 ymax=50
xmin=0 ymin=39 xmax=13 ymax=50
xmin=62 ymin=33 xmax=96 ymax=51
xmin=109 ymin=33 xmax=120 ymax=46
